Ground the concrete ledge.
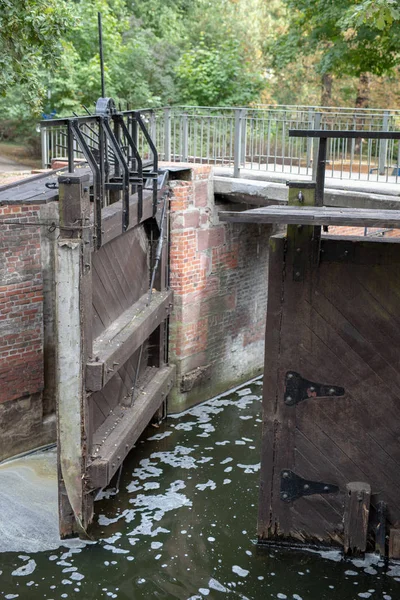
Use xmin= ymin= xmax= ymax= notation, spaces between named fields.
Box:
xmin=214 ymin=175 xmax=400 ymax=210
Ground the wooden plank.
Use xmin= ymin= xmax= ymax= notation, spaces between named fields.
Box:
xmin=389 ymin=529 xmax=400 ymax=559
xmin=219 ymin=205 xmax=400 ymax=228
xmin=86 ymin=290 xmax=173 ymax=391
xmin=344 ymin=482 xmax=371 ymax=554
xmin=100 ymin=190 xmax=154 ymax=247
xmin=88 ymin=364 xmax=176 ymax=489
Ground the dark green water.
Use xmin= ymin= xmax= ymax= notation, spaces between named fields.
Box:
xmin=1 ymin=377 xmax=400 ymax=600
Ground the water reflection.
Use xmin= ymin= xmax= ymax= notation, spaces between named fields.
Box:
xmin=0 ymin=377 xmax=399 ymax=600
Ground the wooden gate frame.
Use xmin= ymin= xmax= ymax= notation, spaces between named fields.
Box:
xmin=55 ymin=172 xmax=175 ymax=537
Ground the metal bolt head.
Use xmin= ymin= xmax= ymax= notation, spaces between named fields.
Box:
xmin=303 ymin=484 xmax=310 ymax=490
xmin=287 ymin=373 xmax=293 ymax=379
xmin=324 ymin=486 xmax=329 ymax=491
xmin=282 ymin=471 xmax=289 ymax=478
xmin=329 ymin=388 xmax=335 ymax=395
xmin=285 ymin=396 xmax=293 ymax=404
xmin=309 ymin=386 xmax=315 ymax=392
xmin=295 ymin=271 xmax=301 ymax=278
xmin=282 ymin=493 xmax=288 ymax=500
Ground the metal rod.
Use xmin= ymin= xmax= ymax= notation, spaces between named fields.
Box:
xmin=98 ymin=12 xmax=105 ymax=98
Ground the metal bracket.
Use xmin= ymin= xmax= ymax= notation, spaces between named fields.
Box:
xmin=284 ymin=371 xmax=345 ymax=406
xmin=280 ymin=469 xmax=339 ymax=503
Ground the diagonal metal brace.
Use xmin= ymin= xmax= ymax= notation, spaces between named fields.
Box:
xmin=280 ymin=469 xmax=339 ymax=503
xmin=284 ymin=371 xmax=345 ymax=406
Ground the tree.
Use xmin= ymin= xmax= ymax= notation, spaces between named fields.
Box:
xmin=0 ymin=0 xmax=73 ymax=111
xmin=270 ymin=0 xmax=400 ymax=106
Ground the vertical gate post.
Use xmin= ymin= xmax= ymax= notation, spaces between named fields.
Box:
xmin=164 ymin=108 xmax=171 ymax=162
xmin=56 ymin=172 xmax=93 ymax=537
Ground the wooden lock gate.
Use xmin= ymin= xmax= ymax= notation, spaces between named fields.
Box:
xmin=220 ymin=129 xmax=400 ymax=557
xmin=43 ymin=103 xmax=178 ymax=537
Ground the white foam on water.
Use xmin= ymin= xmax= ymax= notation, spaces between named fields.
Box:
xmin=196 ymin=480 xmax=216 ymax=491
xmin=208 ymin=578 xmax=228 ymax=592
xmin=11 ymin=559 xmax=37 ymax=577
xmin=199 ymin=589 xmax=210 ymax=596
xmin=223 ymin=479 xmax=232 ymax=484
xmin=220 ymin=457 xmax=233 ymax=464
xmin=237 ymin=463 xmax=260 ymax=474
xmin=150 ymin=446 xmax=198 ymax=469
xmin=147 ymin=431 xmax=173 ymax=441
xmin=232 ymin=565 xmax=249 ymax=577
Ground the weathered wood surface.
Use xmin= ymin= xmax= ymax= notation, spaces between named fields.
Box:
xmin=91 ymin=225 xmax=150 ymax=338
xmin=343 ymin=482 xmax=371 ymax=554
xmin=88 ymin=364 xmax=176 ymax=489
xmin=219 ymin=205 xmax=400 ymax=228
xmin=389 ymin=529 xmax=400 ymax=559
xmin=86 ymin=290 xmax=173 ymax=391
xmin=259 ymin=233 xmax=400 ymax=548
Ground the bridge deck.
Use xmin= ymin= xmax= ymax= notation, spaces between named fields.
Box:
xmin=219 ymin=205 xmax=400 ymax=228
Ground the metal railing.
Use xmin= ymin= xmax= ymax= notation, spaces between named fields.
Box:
xmin=42 ymin=104 xmax=400 ymax=183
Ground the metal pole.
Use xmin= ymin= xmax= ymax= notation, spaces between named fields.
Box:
xmin=306 ymin=108 xmax=314 ymax=170
xmin=312 ymin=112 xmax=322 ymax=181
xmin=182 ymin=113 xmax=189 ymax=162
xmin=41 ymin=127 xmax=48 ymax=168
xmin=164 ymin=108 xmax=171 ymax=162
xmin=98 ymin=12 xmax=105 ymax=97
xmin=379 ymin=110 xmax=389 ymax=176
xmin=241 ymin=109 xmax=247 ymax=170
xmin=234 ymin=108 xmax=243 ymax=178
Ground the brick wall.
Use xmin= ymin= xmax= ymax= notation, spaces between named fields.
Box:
xmin=325 ymin=226 xmax=400 ymax=238
xmin=0 ymin=205 xmax=44 ymax=403
xmin=168 ymin=165 xmax=275 ymax=411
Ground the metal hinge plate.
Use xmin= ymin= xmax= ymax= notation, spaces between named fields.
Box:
xmin=280 ymin=469 xmax=339 ymax=503
xmin=284 ymin=371 xmax=345 ymax=406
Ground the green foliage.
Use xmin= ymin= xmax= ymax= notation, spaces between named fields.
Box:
xmin=176 ymin=37 xmax=264 ymax=106
xmin=0 ymin=0 xmax=73 ymax=112
xmin=271 ymin=0 xmax=400 ymax=79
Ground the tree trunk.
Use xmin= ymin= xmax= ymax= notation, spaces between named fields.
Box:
xmin=321 ymin=73 xmax=333 ymax=106
xmin=355 ymin=72 xmax=370 ymax=108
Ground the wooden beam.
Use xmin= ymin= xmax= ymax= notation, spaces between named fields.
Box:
xmin=344 ymin=482 xmax=371 ymax=555
xmin=87 ymin=364 xmax=176 ymax=489
xmin=100 ymin=190 xmax=153 ymax=247
xmin=86 ymin=290 xmax=173 ymax=391
xmin=219 ymin=205 xmax=400 ymax=228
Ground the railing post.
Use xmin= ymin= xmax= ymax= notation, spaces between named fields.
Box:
xmin=164 ymin=107 xmax=171 ymax=162
xmin=312 ymin=112 xmax=322 ymax=181
xmin=234 ymin=108 xmax=244 ymax=178
xmin=379 ymin=110 xmax=389 ymax=176
xmin=306 ymin=108 xmax=314 ymax=170
xmin=182 ymin=113 xmax=189 ymax=162
xmin=41 ymin=127 xmax=49 ymax=168
xmin=241 ymin=109 xmax=247 ymax=170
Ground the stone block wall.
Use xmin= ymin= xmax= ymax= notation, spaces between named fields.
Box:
xmin=168 ymin=165 xmax=275 ymax=411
